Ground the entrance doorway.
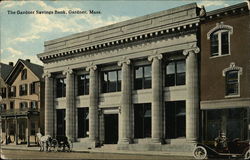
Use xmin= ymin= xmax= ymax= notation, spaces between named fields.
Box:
xmin=56 ymin=109 xmax=65 ymax=136
xmin=104 ymin=114 xmax=118 ymax=144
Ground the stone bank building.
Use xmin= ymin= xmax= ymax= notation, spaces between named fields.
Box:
xmin=37 ymin=3 xmax=223 ymax=151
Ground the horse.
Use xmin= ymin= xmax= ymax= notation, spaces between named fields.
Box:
xmin=36 ymin=133 xmax=52 ymax=151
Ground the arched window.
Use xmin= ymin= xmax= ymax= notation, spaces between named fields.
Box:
xmin=207 ymin=22 xmax=233 ymax=57
xmin=222 ymin=62 xmax=242 ymax=97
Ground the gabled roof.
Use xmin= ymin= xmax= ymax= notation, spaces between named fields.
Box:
xmin=5 ymin=59 xmax=44 ymax=85
xmin=0 ymin=63 xmax=14 ymax=80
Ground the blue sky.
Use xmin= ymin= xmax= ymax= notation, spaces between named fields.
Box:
xmin=0 ymin=0 xmax=246 ymax=65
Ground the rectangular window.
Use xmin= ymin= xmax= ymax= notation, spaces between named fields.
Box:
xmin=165 ymin=101 xmax=186 ymax=138
xmin=10 ymin=101 xmax=14 ymax=110
xmin=19 ymin=102 xmax=28 ymax=110
xmin=134 ymin=103 xmax=151 ymax=138
xmin=19 ymin=84 xmax=28 ymax=96
xmin=226 ymin=70 xmax=239 ymax=95
xmin=166 ymin=60 xmax=186 ymax=87
xmin=21 ymin=69 xmax=27 ymax=80
xmin=30 ymin=101 xmax=38 ymax=109
xmin=101 ymin=70 xmax=121 ymax=93
xmin=77 ymin=74 xmax=89 ymax=96
xmin=134 ymin=65 xmax=152 ymax=90
xmin=0 ymin=88 xmax=7 ymax=98
xmin=0 ymin=104 xmax=7 ymax=111
xmin=29 ymin=82 xmax=36 ymax=95
xmin=9 ymin=86 xmax=16 ymax=97
xmin=56 ymin=78 xmax=66 ymax=98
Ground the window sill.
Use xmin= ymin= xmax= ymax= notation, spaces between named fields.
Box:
xmin=209 ymin=54 xmax=230 ymax=59
xmin=225 ymin=94 xmax=240 ymax=98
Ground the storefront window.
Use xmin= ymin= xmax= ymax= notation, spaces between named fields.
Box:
xmin=204 ymin=108 xmax=248 ymax=141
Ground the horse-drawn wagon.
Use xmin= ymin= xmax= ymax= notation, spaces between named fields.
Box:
xmin=36 ymin=133 xmax=73 ymax=152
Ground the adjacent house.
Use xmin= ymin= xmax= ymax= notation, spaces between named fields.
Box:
xmin=200 ymin=2 xmax=250 ymax=142
xmin=0 ymin=59 xmax=44 ymax=146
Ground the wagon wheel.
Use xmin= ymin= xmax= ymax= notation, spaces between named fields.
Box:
xmin=50 ymin=139 xmax=58 ymax=152
xmin=244 ymin=150 xmax=250 ymax=160
xmin=193 ymin=146 xmax=207 ymax=160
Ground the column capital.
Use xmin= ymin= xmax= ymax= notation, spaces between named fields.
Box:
xmin=183 ymin=45 xmax=200 ymax=56
xmin=42 ymin=71 xmax=51 ymax=78
xmin=86 ymin=62 xmax=97 ymax=71
xmin=118 ymin=56 xmax=131 ymax=66
xmin=148 ymin=51 xmax=163 ymax=62
xmin=63 ymin=67 xmax=74 ymax=75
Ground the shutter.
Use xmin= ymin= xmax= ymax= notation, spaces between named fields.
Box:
xmin=13 ymin=86 xmax=16 ymax=97
xmin=29 ymin=83 xmax=32 ymax=95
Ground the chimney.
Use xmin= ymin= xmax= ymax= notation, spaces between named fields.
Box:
xmin=26 ymin=59 xmax=30 ymax=63
xmin=9 ymin=62 xmax=14 ymax=66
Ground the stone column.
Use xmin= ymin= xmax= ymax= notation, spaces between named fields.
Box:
xmin=43 ymin=72 xmax=54 ymax=136
xmin=148 ymin=52 xmax=163 ymax=143
xmin=183 ymin=46 xmax=200 ymax=143
xmin=86 ymin=63 xmax=99 ymax=144
xmin=63 ymin=68 xmax=75 ymax=141
xmin=118 ymin=57 xmax=132 ymax=144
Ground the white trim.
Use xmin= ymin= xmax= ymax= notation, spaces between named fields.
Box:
xmin=207 ymin=22 xmax=233 ymax=40
xmin=222 ymin=62 xmax=243 ymax=97
xmin=207 ymin=22 xmax=233 ymax=57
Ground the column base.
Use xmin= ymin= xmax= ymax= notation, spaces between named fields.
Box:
xmin=118 ymin=138 xmax=131 ymax=144
xmin=151 ymin=138 xmax=162 ymax=144
xmin=186 ymin=138 xmax=198 ymax=144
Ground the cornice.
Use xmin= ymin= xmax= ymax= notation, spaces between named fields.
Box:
xmin=204 ymin=2 xmax=249 ymax=22
xmin=38 ymin=22 xmax=199 ymax=64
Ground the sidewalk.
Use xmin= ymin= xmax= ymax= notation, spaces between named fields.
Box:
xmin=1 ymin=143 xmax=193 ymax=157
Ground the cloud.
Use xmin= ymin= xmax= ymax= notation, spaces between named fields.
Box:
xmin=197 ymin=1 xmax=229 ymax=8
xmin=0 ymin=1 xmax=27 ymax=9
xmin=10 ymin=1 xmax=131 ymax=44
xmin=5 ymin=48 xmax=23 ymax=56
xmin=14 ymin=35 xmax=40 ymax=42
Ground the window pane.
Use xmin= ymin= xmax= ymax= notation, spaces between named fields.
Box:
xmin=166 ymin=62 xmax=175 ymax=74
xmin=211 ymin=34 xmax=219 ymax=56
xmin=135 ymin=67 xmax=143 ymax=90
xmin=221 ymin=32 xmax=229 ymax=55
xmin=176 ymin=73 xmax=185 ymax=85
xmin=117 ymin=70 xmax=121 ymax=91
xmin=108 ymin=71 xmax=117 ymax=92
xmin=85 ymin=75 xmax=89 ymax=95
xmin=77 ymin=75 xmax=85 ymax=95
xmin=102 ymin=72 xmax=108 ymax=93
xmin=144 ymin=77 xmax=151 ymax=89
xmin=144 ymin=66 xmax=151 ymax=78
xmin=56 ymin=78 xmax=66 ymax=98
xmin=135 ymin=67 xmax=143 ymax=78
xmin=176 ymin=61 xmax=185 ymax=73
xmin=226 ymin=71 xmax=238 ymax=95
xmin=166 ymin=74 xmax=175 ymax=86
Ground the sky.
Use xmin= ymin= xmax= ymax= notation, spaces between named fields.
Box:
xmin=0 ymin=0 xmax=246 ymax=65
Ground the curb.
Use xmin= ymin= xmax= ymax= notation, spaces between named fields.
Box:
xmin=1 ymin=146 xmax=193 ymax=158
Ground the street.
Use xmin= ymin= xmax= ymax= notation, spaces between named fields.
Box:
xmin=1 ymin=149 xmax=194 ymax=160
